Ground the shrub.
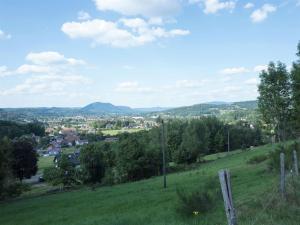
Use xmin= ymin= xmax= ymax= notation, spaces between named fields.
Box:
xmin=247 ymin=154 xmax=268 ymax=164
xmin=176 ymin=176 xmax=221 ymax=217
xmin=43 ymin=167 xmax=62 ymax=186
xmin=268 ymin=142 xmax=300 ymax=172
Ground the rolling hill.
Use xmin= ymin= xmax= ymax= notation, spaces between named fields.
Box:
xmin=0 ymin=142 xmax=298 ymax=225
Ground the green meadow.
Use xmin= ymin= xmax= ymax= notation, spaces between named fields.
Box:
xmin=0 ymin=142 xmax=299 ymax=225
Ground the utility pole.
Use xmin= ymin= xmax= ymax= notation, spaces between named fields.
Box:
xmin=161 ymin=119 xmax=167 ymax=189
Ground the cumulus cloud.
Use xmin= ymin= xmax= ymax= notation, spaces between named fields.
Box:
xmin=245 ymin=78 xmax=259 ymax=85
xmin=1 ymin=75 xmax=89 ymax=96
xmin=175 ymin=80 xmax=206 ymax=88
xmin=93 ymin=0 xmax=181 ymax=18
xmin=244 ymin=2 xmax=254 ymax=9
xmin=0 ymin=29 xmax=11 ymax=40
xmin=220 ymin=65 xmax=269 ymax=75
xmin=250 ymin=4 xmax=276 ymax=23
xmin=0 ymin=66 xmax=12 ymax=77
xmin=61 ymin=18 xmax=189 ymax=48
xmin=26 ymin=51 xmax=85 ymax=65
xmin=15 ymin=64 xmax=51 ymax=74
xmin=115 ymin=81 xmax=153 ymax=93
xmin=220 ymin=67 xmax=250 ymax=75
xmin=253 ymin=65 xmax=268 ymax=72
xmin=190 ymin=0 xmax=236 ymax=14
xmin=0 ymin=51 xmax=90 ymax=98
xmin=78 ymin=11 xmax=91 ymax=21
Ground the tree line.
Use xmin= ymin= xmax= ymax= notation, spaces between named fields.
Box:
xmin=258 ymin=41 xmax=300 ymax=142
xmin=45 ymin=117 xmax=262 ymax=187
xmin=0 ymin=120 xmax=45 ymax=199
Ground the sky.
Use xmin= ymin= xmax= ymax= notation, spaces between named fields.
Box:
xmin=0 ymin=0 xmax=300 ymax=108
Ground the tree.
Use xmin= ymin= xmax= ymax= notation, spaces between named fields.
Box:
xmin=0 ymin=138 xmax=13 ymax=198
xmin=176 ymin=120 xmax=209 ymax=164
xmin=80 ymin=143 xmax=106 ymax=184
xmin=44 ymin=154 xmax=78 ymax=188
xmin=258 ymin=62 xmax=291 ymax=142
xmin=116 ymin=132 xmax=161 ymax=182
xmin=11 ymin=138 xmax=38 ymax=181
xmin=291 ymin=41 xmax=300 ymax=135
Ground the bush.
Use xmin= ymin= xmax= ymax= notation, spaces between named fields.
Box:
xmin=176 ymin=176 xmax=221 ymax=217
xmin=43 ymin=167 xmax=61 ymax=186
xmin=0 ymin=182 xmax=30 ymax=200
xmin=247 ymin=154 xmax=268 ymax=164
xmin=268 ymin=142 xmax=300 ymax=172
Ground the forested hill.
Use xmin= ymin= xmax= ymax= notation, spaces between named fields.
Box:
xmin=0 ymin=100 xmax=258 ymax=119
xmin=161 ymin=100 xmax=258 ymax=117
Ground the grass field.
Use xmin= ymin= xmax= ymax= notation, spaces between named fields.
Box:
xmin=101 ymin=128 xmax=144 ymax=136
xmin=37 ymin=156 xmax=54 ymax=172
xmin=0 ymin=143 xmax=299 ymax=225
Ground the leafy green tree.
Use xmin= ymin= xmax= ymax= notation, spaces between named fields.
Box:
xmin=258 ymin=62 xmax=291 ymax=142
xmin=44 ymin=154 xmax=78 ymax=188
xmin=11 ymin=138 xmax=38 ymax=181
xmin=116 ymin=132 xmax=161 ymax=182
xmin=176 ymin=120 xmax=209 ymax=164
xmin=80 ymin=143 xmax=106 ymax=184
xmin=167 ymin=120 xmax=186 ymax=161
xmin=291 ymin=41 xmax=300 ymax=135
xmin=0 ymin=138 xmax=13 ymax=198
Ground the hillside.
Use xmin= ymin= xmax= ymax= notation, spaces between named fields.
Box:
xmin=0 ymin=101 xmax=258 ymax=119
xmin=81 ymin=102 xmax=133 ymax=114
xmin=0 ymin=142 xmax=298 ymax=225
xmin=161 ymin=100 xmax=258 ymax=118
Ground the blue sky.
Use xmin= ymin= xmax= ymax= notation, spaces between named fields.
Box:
xmin=0 ymin=0 xmax=300 ymax=108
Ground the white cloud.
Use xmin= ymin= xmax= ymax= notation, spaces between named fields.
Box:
xmin=1 ymin=51 xmax=87 ymax=79
xmin=297 ymin=0 xmax=300 ymax=7
xmin=0 ymin=66 xmax=12 ymax=77
xmin=190 ymin=0 xmax=236 ymax=14
xmin=253 ymin=65 xmax=268 ymax=72
xmin=15 ymin=64 xmax=51 ymax=74
xmin=93 ymin=0 xmax=181 ymax=18
xmin=250 ymin=4 xmax=276 ymax=23
xmin=123 ymin=65 xmax=135 ymax=70
xmin=0 ymin=29 xmax=11 ymax=40
xmin=175 ymin=80 xmax=206 ymax=88
xmin=61 ymin=18 xmax=189 ymax=48
xmin=224 ymin=85 xmax=241 ymax=92
xmin=220 ymin=67 xmax=250 ymax=75
xmin=78 ymin=11 xmax=91 ymax=21
xmin=2 ymin=75 xmax=89 ymax=96
xmin=115 ymin=81 xmax=153 ymax=93
xmin=26 ymin=51 xmax=85 ymax=65
xmin=244 ymin=2 xmax=254 ymax=9
xmin=245 ymin=78 xmax=259 ymax=85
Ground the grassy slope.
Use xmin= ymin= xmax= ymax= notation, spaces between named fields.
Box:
xmin=0 ymin=143 xmax=297 ymax=225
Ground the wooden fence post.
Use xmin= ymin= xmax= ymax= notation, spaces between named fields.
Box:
xmin=280 ymin=153 xmax=285 ymax=198
xmin=293 ymin=150 xmax=299 ymax=176
xmin=219 ymin=169 xmax=237 ymax=225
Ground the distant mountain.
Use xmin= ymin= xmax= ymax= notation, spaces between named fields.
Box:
xmin=204 ymin=101 xmax=230 ymax=105
xmin=81 ymin=102 xmax=133 ymax=114
xmin=134 ymin=107 xmax=171 ymax=112
xmin=0 ymin=100 xmax=258 ymax=119
xmin=161 ymin=100 xmax=258 ymax=117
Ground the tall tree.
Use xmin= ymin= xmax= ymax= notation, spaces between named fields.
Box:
xmin=0 ymin=138 xmax=13 ymax=198
xmin=80 ymin=143 xmax=106 ymax=184
xmin=291 ymin=41 xmax=300 ymax=135
xmin=258 ymin=62 xmax=291 ymax=142
xmin=11 ymin=138 xmax=38 ymax=181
